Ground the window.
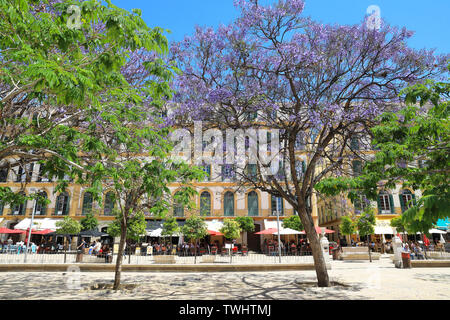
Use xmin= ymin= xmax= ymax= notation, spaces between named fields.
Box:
xmin=294 ymin=133 xmax=305 ymax=150
xmin=15 ymin=163 xmax=34 ymax=182
xmin=352 ymin=160 xmax=363 ymax=177
xmin=54 ymin=192 xmax=70 ymax=216
xmin=248 ymin=191 xmax=259 ymax=216
xmin=246 ymin=163 xmax=257 ymax=179
xmin=104 ymin=192 xmax=115 ymax=216
xmin=224 ymin=192 xmax=235 ymax=217
xmin=173 ymin=192 xmax=184 ymax=217
xmin=37 ymin=164 xmax=52 ymax=182
xmin=399 ymin=190 xmax=415 ymax=213
xmin=294 ymin=160 xmax=306 ymax=179
xmin=201 ymin=164 xmax=211 ymax=181
xmin=222 ymin=164 xmax=236 ymax=181
xmin=271 ymin=195 xmax=284 ymax=216
xmin=353 ymin=194 xmax=368 ymax=214
xmin=11 ymin=193 xmax=26 ymax=216
xmin=200 ymin=191 xmax=211 ymax=216
xmin=34 ymin=191 xmax=47 ymax=216
xmin=378 ymin=191 xmax=394 ymax=214
xmin=82 ymin=192 xmax=93 ymax=215
xmin=350 ymin=136 xmax=360 ymax=151
xmin=245 ymin=111 xmax=257 ymax=121
xmin=0 ymin=168 xmax=8 ymax=182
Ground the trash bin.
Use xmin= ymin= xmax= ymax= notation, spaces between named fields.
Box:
xmin=401 ymin=252 xmax=411 ymax=268
xmin=76 ymin=250 xmax=84 ymax=263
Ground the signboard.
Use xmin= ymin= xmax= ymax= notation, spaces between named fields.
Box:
xmin=113 ymin=243 xmax=119 ymax=253
xmin=225 ymin=243 xmax=232 ymax=249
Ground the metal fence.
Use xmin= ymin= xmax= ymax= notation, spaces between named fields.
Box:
xmin=0 ymin=247 xmax=316 ymax=265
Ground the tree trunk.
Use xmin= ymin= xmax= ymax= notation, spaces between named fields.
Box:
xmin=299 ymin=207 xmax=330 ymax=287
xmin=368 ymin=235 xmax=372 ymax=263
xmin=113 ymin=220 xmax=127 ymax=290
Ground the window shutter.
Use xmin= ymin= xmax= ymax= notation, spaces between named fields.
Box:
xmin=399 ymin=194 xmax=406 ymax=213
xmin=376 ymin=194 xmax=382 ymax=214
xmin=389 ymin=194 xmax=395 ymax=214
xmin=412 ymin=193 xmax=416 ymax=206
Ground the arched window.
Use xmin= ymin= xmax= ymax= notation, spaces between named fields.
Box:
xmin=82 ymin=192 xmax=93 ymax=215
xmin=248 ymin=191 xmax=259 ymax=216
xmin=399 ymin=190 xmax=415 ymax=213
xmin=271 ymin=195 xmax=284 ymax=216
xmin=377 ymin=191 xmax=394 ymax=214
xmin=11 ymin=192 xmax=27 ymax=216
xmin=54 ymin=192 xmax=70 ymax=216
xmin=200 ymin=191 xmax=211 ymax=216
xmin=173 ymin=192 xmax=184 ymax=217
xmin=104 ymin=192 xmax=115 ymax=216
xmin=34 ymin=191 xmax=48 ymax=216
xmin=224 ymin=192 xmax=234 ymax=217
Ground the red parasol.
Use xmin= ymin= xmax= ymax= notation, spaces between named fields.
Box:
xmin=0 ymin=227 xmax=25 ymax=234
xmin=254 ymin=228 xmax=278 ymax=235
xmin=32 ymin=229 xmax=54 ymax=235
xmin=208 ymin=230 xmax=224 ymax=236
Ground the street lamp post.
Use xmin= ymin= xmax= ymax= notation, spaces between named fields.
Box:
xmin=275 ymin=198 xmax=282 ymax=263
xmin=24 ymin=207 xmax=36 ymax=263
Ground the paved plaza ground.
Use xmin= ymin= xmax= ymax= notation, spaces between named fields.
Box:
xmin=0 ymin=256 xmax=449 ymax=300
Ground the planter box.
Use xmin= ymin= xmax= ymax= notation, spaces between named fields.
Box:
xmin=201 ymin=255 xmax=216 ymax=263
xmin=153 ymin=255 xmax=176 ymax=264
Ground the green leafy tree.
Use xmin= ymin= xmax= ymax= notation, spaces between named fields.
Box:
xmin=181 ymin=215 xmax=208 ymax=264
xmin=356 ymin=208 xmax=376 ymax=262
xmin=339 ymin=215 xmax=356 ymax=245
xmin=316 ymin=66 xmax=450 ymax=238
xmin=56 ymin=216 xmax=82 ymax=235
xmin=220 ymin=218 xmax=242 ymax=241
xmin=235 ymin=216 xmax=255 ymax=245
xmin=56 ymin=216 xmax=82 ymax=250
xmin=0 ymin=0 xmax=174 ymax=204
xmin=80 ymin=213 xmax=98 ymax=231
xmin=282 ymin=215 xmax=304 ymax=232
xmin=108 ymin=210 xmax=147 ymax=242
xmin=162 ymin=216 xmax=180 ymax=245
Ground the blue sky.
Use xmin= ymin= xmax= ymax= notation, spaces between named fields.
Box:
xmin=110 ymin=0 xmax=450 ymax=54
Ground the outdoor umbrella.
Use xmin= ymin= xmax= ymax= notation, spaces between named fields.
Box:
xmin=273 ymin=228 xmax=302 ymax=235
xmin=32 ymin=229 xmax=54 ymax=235
xmin=299 ymin=226 xmax=335 ymax=234
xmin=0 ymin=227 xmax=25 ymax=234
xmin=207 ymin=230 xmax=224 ymax=236
xmin=78 ymin=229 xmax=109 ymax=237
xmin=254 ymin=228 xmax=278 ymax=235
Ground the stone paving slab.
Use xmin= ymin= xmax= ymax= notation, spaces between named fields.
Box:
xmin=0 ymin=257 xmax=448 ymax=300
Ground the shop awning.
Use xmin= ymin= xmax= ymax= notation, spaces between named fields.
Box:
xmin=145 ymin=220 xmax=184 ymax=237
xmin=13 ymin=218 xmax=58 ymax=231
xmin=205 ymin=220 xmax=224 ymax=233
xmin=428 ymin=228 xmax=446 ymax=234
xmin=374 ymin=226 xmax=394 ymax=234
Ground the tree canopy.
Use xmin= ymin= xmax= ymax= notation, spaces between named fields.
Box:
xmin=168 ymin=0 xmax=446 ymax=287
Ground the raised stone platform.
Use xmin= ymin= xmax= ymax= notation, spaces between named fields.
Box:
xmin=411 ymin=260 xmax=450 ymax=268
xmin=340 ymin=247 xmax=381 ymax=261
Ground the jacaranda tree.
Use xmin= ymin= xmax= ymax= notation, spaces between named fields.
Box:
xmin=169 ymin=0 xmax=446 ymax=286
